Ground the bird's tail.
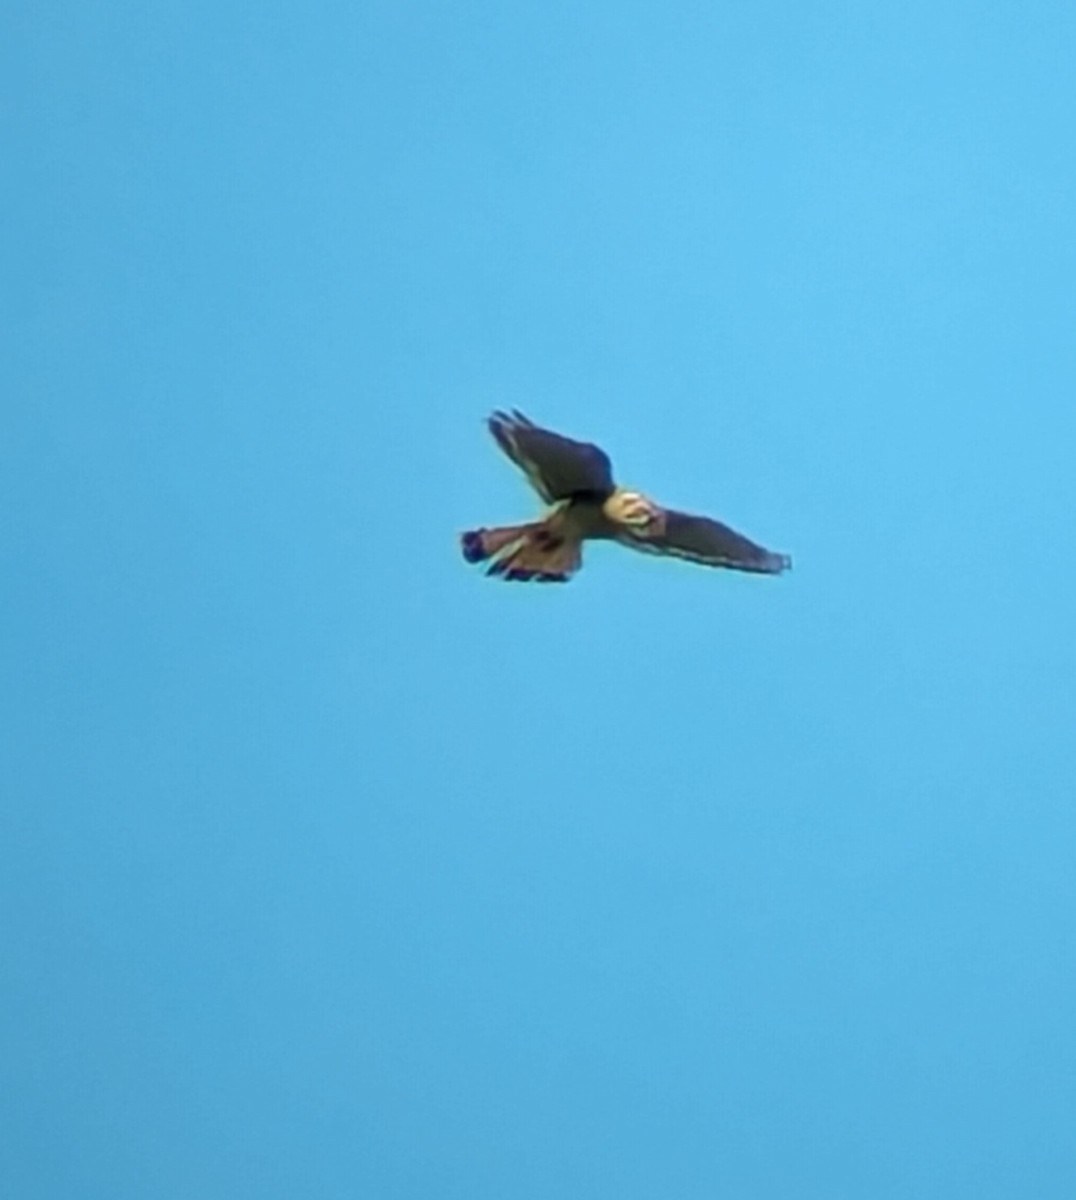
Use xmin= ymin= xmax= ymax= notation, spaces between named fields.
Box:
xmin=460 ymin=521 xmax=582 ymax=582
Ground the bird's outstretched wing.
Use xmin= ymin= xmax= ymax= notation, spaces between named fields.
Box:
xmin=488 ymin=410 xmax=615 ymax=503
xmin=618 ymin=509 xmax=791 ymax=574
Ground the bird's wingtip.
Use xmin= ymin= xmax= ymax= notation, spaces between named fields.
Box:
xmin=487 ymin=408 xmax=535 ymax=429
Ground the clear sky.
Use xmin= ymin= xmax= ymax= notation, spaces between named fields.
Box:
xmin=6 ymin=2 xmax=1076 ymax=1196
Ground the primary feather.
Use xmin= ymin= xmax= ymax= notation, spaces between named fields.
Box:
xmin=488 ymin=410 xmax=614 ymax=502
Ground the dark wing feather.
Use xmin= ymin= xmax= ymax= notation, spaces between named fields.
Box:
xmin=620 ymin=509 xmax=791 ymax=574
xmin=488 ymin=410 xmax=615 ymax=502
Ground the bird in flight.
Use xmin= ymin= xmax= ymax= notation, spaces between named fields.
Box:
xmin=460 ymin=410 xmax=791 ymax=583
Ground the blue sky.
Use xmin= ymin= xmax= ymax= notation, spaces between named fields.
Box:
xmin=5 ymin=2 xmax=1076 ymax=1196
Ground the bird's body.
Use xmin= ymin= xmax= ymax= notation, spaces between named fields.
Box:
xmin=461 ymin=410 xmax=790 ymax=583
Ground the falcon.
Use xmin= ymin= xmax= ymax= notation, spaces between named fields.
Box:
xmin=460 ymin=411 xmax=791 ymax=582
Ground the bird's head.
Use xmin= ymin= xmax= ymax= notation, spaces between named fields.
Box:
xmin=603 ymin=488 xmax=664 ymax=531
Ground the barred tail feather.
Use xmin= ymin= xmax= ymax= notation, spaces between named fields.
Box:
xmin=460 ymin=523 xmax=536 ymax=563
xmin=460 ymin=523 xmax=581 ymax=582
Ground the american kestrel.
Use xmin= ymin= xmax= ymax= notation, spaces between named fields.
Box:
xmin=460 ymin=411 xmax=791 ymax=582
